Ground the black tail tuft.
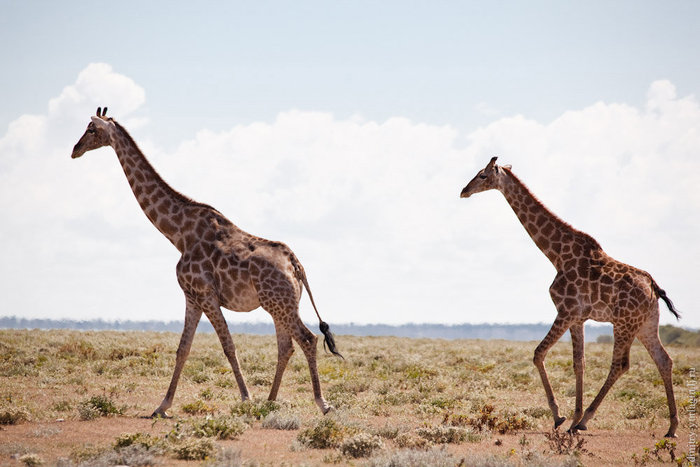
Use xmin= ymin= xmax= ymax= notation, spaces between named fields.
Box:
xmin=319 ymin=321 xmax=344 ymax=359
xmin=653 ymin=283 xmax=680 ymax=320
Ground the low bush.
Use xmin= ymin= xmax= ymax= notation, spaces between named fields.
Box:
xmin=230 ymin=400 xmax=279 ymax=420
xmin=416 ymin=425 xmax=468 ymax=444
xmin=172 ymin=438 xmax=214 ymax=461
xmin=261 ymin=411 xmax=300 ymax=430
xmin=77 ymin=395 xmax=122 ymax=420
xmin=0 ymin=406 xmax=30 ymax=425
xmin=297 ymin=418 xmax=356 ymax=449
xmin=339 ymin=432 xmax=384 ymax=458
xmin=189 ymin=415 xmax=247 ymax=440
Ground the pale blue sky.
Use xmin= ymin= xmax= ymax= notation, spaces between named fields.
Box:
xmin=1 ymin=2 xmax=698 ymax=327
xmin=3 ymin=2 xmax=699 ymax=142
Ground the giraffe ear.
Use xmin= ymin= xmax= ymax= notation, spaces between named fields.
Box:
xmin=90 ymin=116 xmax=112 ymax=131
xmin=485 ymin=156 xmax=498 ymax=172
xmin=502 ymin=165 xmax=512 ymax=170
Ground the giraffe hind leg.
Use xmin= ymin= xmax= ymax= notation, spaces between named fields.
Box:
xmin=288 ymin=313 xmax=333 ymax=414
xmin=204 ymin=301 xmax=250 ymax=402
xmin=268 ymin=322 xmax=294 ymax=401
xmin=567 ymin=323 xmax=586 ymax=433
xmin=637 ymin=319 xmax=678 ymax=438
xmin=573 ymin=326 xmax=635 ymax=432
xmin=250 ymin=259 xmax=332 ymax=414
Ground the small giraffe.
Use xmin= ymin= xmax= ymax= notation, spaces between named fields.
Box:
xmin=460 ymin=157 xmax=679 ymax=438
xmin=71 ymin=107 xmax=342 ymax=416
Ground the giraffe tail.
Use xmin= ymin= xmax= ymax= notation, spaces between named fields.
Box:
xmin=651 ymin=278 xmax=680 ymax=320
xmin=293 ymin=259 xmax=344 ymax=359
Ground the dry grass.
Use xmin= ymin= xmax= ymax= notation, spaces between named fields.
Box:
xmin=0 ymin=329 xmax=697 ymax=466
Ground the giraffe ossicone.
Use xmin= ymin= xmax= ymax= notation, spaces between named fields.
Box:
xmin=71 ymin=107 xmax=342 ymax=416
xmin=461 ymin=156 xmax=679 ymax=438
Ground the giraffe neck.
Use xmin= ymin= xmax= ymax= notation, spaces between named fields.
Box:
xmin=498 ymin=169 xmax=599 ymax=270
xmin=109 ymin=122 xmax=202 ymax=252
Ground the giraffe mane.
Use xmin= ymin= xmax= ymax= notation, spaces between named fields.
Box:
xmin=502 ymin=167 xmax=602 ymax=250
xmin=112 ymin=120 xmax=222 ymax=215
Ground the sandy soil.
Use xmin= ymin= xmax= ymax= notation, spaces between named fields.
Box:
xmin=0 ymin=415 xmax=693 ymax=466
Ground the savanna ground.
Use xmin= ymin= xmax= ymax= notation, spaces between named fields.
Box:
xmin=0 ymin=329 xmax=697 ymax=466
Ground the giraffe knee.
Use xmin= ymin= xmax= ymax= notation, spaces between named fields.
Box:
xmin=279 ymin=344 xmax=294 ymax=359
xmin=533 ymin=347 xmax=546 ymax=365
xmin=618 ymin=356 xmax=630 ymax=373
xmin=306 ymin=333 xmax=318 ymax=347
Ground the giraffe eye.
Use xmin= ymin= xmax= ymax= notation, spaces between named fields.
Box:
xmin=479 ymin=174 xmax=487 ymax=179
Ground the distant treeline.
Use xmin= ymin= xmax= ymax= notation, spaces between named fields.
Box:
xmin=658 ymin=325 xmax=700 ymax=347
xmin=1 ymin=316 xmax=696 ymax=345
xmin=0 ymin=316 xmax=612 ymax=342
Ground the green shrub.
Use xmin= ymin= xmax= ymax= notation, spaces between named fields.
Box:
xmin=114 ymin=432 xmax=159 ymax=449
xmin=395 ymin=431 xmax=432 ymax=450
xmin=416 ymin=425 xmax=468 ymax=444
xmin=297 ymin=418 xmax=355 ymax=449
xmin=181 ymin=399 xmax=215 ymax=415
xmin=172 ymin=438 xmax=214 ymax=461
xmin=230 ymin=400 xmax=279 ymax=420
xmin=78 ymin=395 xmax=122 ymax=420
xmin=189 ymin=415 xmax=247 ymax=440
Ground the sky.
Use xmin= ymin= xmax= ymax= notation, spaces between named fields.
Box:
xmin=1 ymin=2 xmax=698 ymax=328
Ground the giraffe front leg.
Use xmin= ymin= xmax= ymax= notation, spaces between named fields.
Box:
xmin=153 ymin=304 xmax=202 ymax=417
xmin=533 ymin=316 xmax=571 ymax=429
xmin=567 ymin=323 xmax=585 ymax=433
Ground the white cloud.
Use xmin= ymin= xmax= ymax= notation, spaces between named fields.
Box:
xmin=48 ymin=63 xmax=145 ymax=120
xmin=1 ymin=65 xmax=697 ymax=329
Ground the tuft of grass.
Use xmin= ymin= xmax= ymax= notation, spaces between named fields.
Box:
xmin=450 ymin=404 xmax=532 ymax=434
xmin=189 ymin=415 xmax=247 ymax=440
xmin=395 ymin=431 xmax=432 ymax=450
xmin=416 ymin=425 xmax=468 ymax=444
xmin=19 ymin=453 xmax=44 ymax=466
xmin=339 ymin=432 xmax=384 ymax=458
xmin=230 ymin=399 xmax=279 ymax=420
xmin=261 ymin=411 xmax=301 ymax=430
xmin=77 ymin=395 xmax=122 ymax=420
xmin=0 ymin=406 xmax=30 ymax=425
xmin=297 ymin=417 xmax=356 ymax=449
xmin=181 ymin=399 xmax=215 ymax=415
xmin=114 ymin=432 xmax=159 ymax=450
xmin=543 ymin=428 xmax=590 ymax=457
xmin=367 ymin=446 xmax=457 ymax=467
xmin=203 ymin=447 xmax=243 ymax=467
xmin=172 ymin=437 xmax=214 ymax=461
xmin=51 ymin=400 xmax=72 ymax=412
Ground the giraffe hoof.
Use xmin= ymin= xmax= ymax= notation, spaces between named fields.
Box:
xmin=553 ymin=416 xmax=567 ymax=429
xmin=664 ymin=431 xmax=677 ymax=438
xmin=573 ymin=423 xmax=587 ymax=432
xmin=151 ymin=410 xmax=171 ymax=419
xmin=322 ymin=405 xmax=335 ymax=415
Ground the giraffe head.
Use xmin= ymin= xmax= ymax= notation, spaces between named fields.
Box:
xmin=71 ymin=107 xmax=115 ymax=159
xmin=460 ymin=156 xmax=510 ymax=198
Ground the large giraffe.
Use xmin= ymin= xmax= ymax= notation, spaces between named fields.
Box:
xmin=71 ymin=107 xmax=342 ymax=416
xmin=460 ymin=157 xmax=679 ymax=437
